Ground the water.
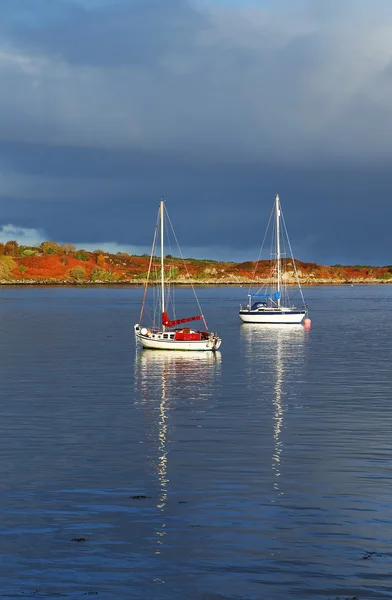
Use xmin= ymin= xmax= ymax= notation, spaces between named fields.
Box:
xmin=1 ymin=284 xmax=392 ymax=599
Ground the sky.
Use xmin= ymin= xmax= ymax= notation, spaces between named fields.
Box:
xmin=1 ymin=0 xmax=392 ymax=265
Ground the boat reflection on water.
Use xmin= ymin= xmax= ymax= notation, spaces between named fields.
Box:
xmin=241 ymin=324 xmax=308 ymax=498
xmin=133 ymin=349 xmax=221 ymax=554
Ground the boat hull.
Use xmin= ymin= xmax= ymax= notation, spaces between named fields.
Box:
xmin=239 ymin=309 xmax=306 ymax=324
xmin=135 ymin=326 xmax=221 ymax=351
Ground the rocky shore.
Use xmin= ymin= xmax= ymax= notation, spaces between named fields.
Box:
xmin=1 ymin=243 xmax=391 ymax=285
xmin=1 ymin=276 xmax=391 ymax=286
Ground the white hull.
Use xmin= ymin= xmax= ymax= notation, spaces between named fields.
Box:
xmin=239 ymin=309 xmax=306 ymax=324
xmin=135 ymin=328 xmax=221 ymax=351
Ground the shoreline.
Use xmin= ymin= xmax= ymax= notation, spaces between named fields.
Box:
xmin=1 ymin=278 xmax=391 ymax=287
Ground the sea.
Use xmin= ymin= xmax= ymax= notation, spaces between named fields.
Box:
xmin=1 ymin=284 xmax=392 ymax=600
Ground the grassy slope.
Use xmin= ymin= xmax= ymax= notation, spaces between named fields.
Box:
xmin=1 ymin=250 xmax=392 ymax=284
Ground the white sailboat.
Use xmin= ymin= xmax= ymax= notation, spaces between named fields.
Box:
xmin=239 ymin=194 xmax=309 ymax=325
xmin=134 ymin=198 xmax=222 ymax=351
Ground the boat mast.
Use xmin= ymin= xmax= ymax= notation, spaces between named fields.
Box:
xmin=160 ymin=197 xmax=166 ymax=331
xmin=275 ymin=194 xmax=281 ymax=308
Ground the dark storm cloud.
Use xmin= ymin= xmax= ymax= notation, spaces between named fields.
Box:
xmin=1 ymin=0 xmax=392 ymax=263
xmin=1 ymin=139 xmax=391 ymax=265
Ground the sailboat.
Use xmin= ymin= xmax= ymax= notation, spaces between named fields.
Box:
xmin=134 ymin=198 xmax=222 ymax=351
xmin=239 ymin=194 xmax=309 ymax=325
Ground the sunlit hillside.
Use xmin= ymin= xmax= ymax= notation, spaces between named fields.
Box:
xmin=1 ymin=240 xmax=391 ymax=284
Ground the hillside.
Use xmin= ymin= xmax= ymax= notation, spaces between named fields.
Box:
xmin=0 ymin=240 xmax=392 ymax=284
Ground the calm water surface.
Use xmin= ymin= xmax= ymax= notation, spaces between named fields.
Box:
xmin=1 ymin=285 xmax=392 ymax=599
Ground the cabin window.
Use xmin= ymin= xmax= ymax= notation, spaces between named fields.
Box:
xmin=163 ymin=334 xmax=168 ymax=339
xmin=170 ymin=334 xmax=174 ymax=339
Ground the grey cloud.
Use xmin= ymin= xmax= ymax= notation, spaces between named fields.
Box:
xmin=0 ymin=0 xmax=204 ymax=67
xmin=1 ymin=0 xmax=392 ymax=164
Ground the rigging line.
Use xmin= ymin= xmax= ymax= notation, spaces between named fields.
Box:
xmin=250 ymin=203 xmax=275 ymax=297
xmin=280 ymin=209 xmax=306 ymax=306
xmin=153 ymin=264 xmax=160 ymax=327
xmin=139 ymin=208 xmax=159 ymax=323
xmin=164 ymin=214 xmax=177 ymax=320
xmin=164 ymin=205 xmax=209 ymax=331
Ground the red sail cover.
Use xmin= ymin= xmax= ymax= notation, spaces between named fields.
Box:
xmin=162 ymin=311 xmax=202 ymax=327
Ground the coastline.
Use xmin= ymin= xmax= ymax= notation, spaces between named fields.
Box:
xmin=1 ymin=278 xmax=392 ymax=286
xmin=2 ymin=248 xmax=391 ymax=286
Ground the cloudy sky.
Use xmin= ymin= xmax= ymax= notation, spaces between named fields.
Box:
xmin=1 ymin=0 xmax=392 ymax=264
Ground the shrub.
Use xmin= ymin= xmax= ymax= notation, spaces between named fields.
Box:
xmin=0 ymin=256 xmax=16 ymax=280
xmin=74 ymin=250 xmax=89 ymax=261
xmin=90 ymin=267 xmax=120 ymax=282
xmin=90 ymin=267 xmax=108 ymax=281
xmin=18 ymin=264 xmax=27 ymax=274
xmin=18 ymin=246 xmax=39 ymax=256
xmin=168 ymin=266 xmax=179 ymax=279
xmin=41 ymin=241 xmax=59 ymax=254
xmin=4 ymin=241 xmax=18 ymax=257
xmin=62 ymin=243 xmax=76 ymax=254
xmin=68 ymin=266 xmax=86 ymax=281
xmin=96 ymin=253 xmax=106 ymax=267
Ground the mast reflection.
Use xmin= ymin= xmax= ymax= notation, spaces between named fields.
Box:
xmin=241 ymin=324 xmax=307 ymax=497
xmin=133 ymin=350 xmax=221 ymax=553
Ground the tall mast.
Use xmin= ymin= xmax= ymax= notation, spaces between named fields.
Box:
xmin=275 ymin=194 xmax=281 ymax=308
xmin=160 ymin=197 xmax=166 ymax=331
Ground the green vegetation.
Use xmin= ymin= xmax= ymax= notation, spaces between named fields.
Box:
xmin=90 ymin=267 xmax=120 ymax=282
xmin=17 ymin=245 xmax=40 ymax=256
xmin=184 ymin=257 xmax=219 ymax=264
xmin=351 ymin=264 xmax=373 ymax=269
xmin=168 ymin=266 xmax=179 ymax=279
xmin=74 ymin=250 xmax=89 ymax=261
xmin=0 ymin=256 xmax=16 ymax=280
xmin=68 ymin=265 xmax=86 ymax=281
xmin=41 ymin=241 xmax=60 ymax=254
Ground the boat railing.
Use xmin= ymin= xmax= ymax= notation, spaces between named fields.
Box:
xmin=137 ymin=325 xmax=164 ymax=334
xmin=239 ymin=303 xmax=250 ymax=311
